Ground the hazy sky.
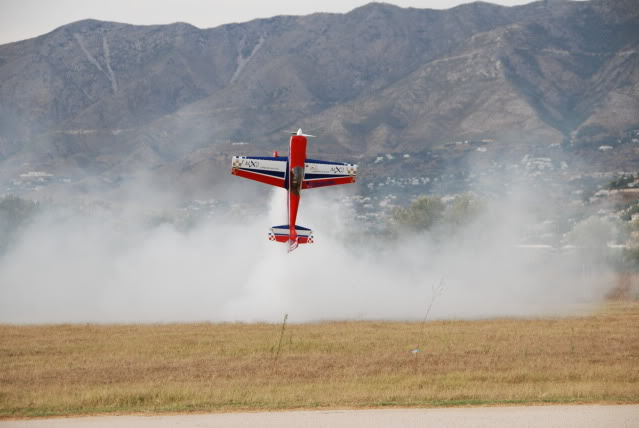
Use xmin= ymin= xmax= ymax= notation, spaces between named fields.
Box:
xmin=0 ymin=0 xmax=545 ymax=45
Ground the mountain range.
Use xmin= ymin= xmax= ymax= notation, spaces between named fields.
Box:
xmin=0 ymin=0 xmax=638 ymax=186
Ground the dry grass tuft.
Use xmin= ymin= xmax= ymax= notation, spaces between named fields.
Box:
xmin=1 ymin=302 xmax=638 ymax=418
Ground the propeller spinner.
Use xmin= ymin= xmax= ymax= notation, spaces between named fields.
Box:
xmin=288 ymin=128 xmax=316 ymax=138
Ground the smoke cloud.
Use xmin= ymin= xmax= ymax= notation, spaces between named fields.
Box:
xmin=0 ymin=179 xmax=615 ymax=324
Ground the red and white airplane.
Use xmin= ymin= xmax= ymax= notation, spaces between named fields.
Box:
xmin=231 ymin=129 xmax=358 ymax=252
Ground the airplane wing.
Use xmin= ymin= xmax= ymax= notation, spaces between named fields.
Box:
xmin=231 ymin=156 xmax=288 ymax=188
xmin=302 ymin=159 xmax=357 ymax=189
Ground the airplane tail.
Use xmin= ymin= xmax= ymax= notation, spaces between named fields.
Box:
xmin=269 ymin=225 xmax=313 ymax=252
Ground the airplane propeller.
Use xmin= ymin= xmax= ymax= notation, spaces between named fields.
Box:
xmin=287 ymin=128 xmax=316 ymax=138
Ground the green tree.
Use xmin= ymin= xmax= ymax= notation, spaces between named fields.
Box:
xmin=447 ymin=193 xmax=482 ymax=227
xmin=390 ymin=196 xmax=445 ymax=231
xmin=566 ymin=216 xmax=619 ymax=275
xmin=620 ymin=216 xmax=639 ymax=271
xmin=566 ymin=216 xmax=617 ymax=249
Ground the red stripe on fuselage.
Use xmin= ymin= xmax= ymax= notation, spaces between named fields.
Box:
xmin=288 ymin=135 xmax=307 ymax=240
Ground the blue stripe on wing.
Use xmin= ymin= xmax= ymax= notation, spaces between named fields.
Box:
xmin=305 ymin=158 xmax=352 ymax=166
xmin=237 ymin=168 xmax=286 ymax=178
xmin=244 ymin=156 xmax=289 ymax=161
xmin=304 ymin=173 xmax=350 ymax=179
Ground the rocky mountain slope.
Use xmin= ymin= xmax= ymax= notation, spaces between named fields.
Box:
xmin=0 ymin=0 xmax=637 ymax=184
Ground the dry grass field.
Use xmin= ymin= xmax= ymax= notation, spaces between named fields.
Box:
xmin=1 ymin=302 xmax=638 ymax=418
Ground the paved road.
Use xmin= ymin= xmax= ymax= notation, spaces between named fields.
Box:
xmin=2 ymin=405 xmax=638 ymax=427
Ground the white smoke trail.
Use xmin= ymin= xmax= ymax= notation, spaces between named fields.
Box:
xmin=0 ymin=186 xmax=614 ymax=324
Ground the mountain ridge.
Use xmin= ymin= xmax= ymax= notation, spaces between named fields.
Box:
xmin=0 ymin=0 xmax=637 ymax=184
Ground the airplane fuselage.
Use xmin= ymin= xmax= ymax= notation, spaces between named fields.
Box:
xmin=287 ymin=134 xmax=307 ymax=243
